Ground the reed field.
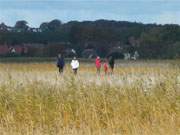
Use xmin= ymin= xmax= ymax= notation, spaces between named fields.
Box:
xmin=0 ymin=60 xmax=179 ymax=135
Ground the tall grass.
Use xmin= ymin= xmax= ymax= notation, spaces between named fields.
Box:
xmin=0 ymin=62 xmax=179 ymax=135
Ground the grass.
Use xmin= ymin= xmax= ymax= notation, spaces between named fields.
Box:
xmin=0 ymin=61 xmax=179 ymax=135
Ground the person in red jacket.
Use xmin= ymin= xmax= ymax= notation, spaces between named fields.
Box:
xmin=95 ymin=56 xmax=101 ymax=74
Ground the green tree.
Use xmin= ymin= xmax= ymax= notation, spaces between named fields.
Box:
xmin=14 ymin=20 xmax=29 ymax=32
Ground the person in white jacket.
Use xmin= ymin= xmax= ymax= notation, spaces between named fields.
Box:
xmin=71 ymin=57 xmax=79 ymax=75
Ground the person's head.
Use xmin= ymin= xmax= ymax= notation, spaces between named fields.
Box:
xmin=73 ymin=57 xmax=76 ymax=60
xmin=97 ymin=56 xmax=100 ymax=59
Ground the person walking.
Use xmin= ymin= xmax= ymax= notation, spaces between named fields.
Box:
xmin=108 ymin=56 xmax=115 ymax=74
xmin=57 ymin=54 xmax=65 ymax=74
xmin=103 ymin=59 xmax=109 ymax=75
xmin=71 ymin=57 xmax=79 ymax=75
xmin=95 ymin=56 xmax=101 ymax=74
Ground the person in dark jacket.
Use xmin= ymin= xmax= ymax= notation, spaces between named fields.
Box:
xmin=108 ymin=56 xmax=115 ymax=74
xmin=57 ymin=54 xmax=65 ymax=74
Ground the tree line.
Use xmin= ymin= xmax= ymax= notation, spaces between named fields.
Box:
xmin=0 ymin=19 xmax=180 ymax=59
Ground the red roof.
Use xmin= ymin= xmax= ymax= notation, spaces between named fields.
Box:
xmin=0 ymin=45 xmax=28 ymax=55
xmin=0 ymin=45 xmax=9 ymax=55
xmin=14 ymin=46 xmax=22 ymax=54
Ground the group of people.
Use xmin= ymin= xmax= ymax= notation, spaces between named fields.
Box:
xmin=95 ymin=56 xmax=115 ymax=75
xmin=56 ymin=54 xmax=115 ymax=75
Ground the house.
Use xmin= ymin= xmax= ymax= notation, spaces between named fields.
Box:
xmin=0 ymin=45 xmax=28 ymax=56
xmin=131 ymin=51 xmax=139 ymax=60
xmin=107 ymin=46 xmax=125 ymax=59
xmin=124 ymin=51 xmax=140 ymax=60
xmin=0 ymin=23 xmax=8 ymax=32
xmin=124 ymin=53 xmax=131 ymax=60
xmin=23 ymin=43 xmax=44 ymax=56
xmin=64 ymin=48 xmax=77 ymax=58
xmin=28 ymin=28 xmax=42 ymax=32
xmin=7 ymin=27 xmax=13 ymax=32
xmin=0 ymin=45 xmax=9 ymax=56
xmin=81 ymin=49 xmax=97 ymax=58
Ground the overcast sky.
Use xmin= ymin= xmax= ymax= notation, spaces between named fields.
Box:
xmin=0 ymin=0 xmax=180 ymax=27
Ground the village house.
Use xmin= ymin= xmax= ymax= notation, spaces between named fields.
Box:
xmin=0 ymin=23 xmax=13 ymax=32
xmin=0 ymin=45 xmax=9 ymax=56
xmin=27 ymin=28 xmax=42 ymax=32
xmin=64 ymin=48 xmax=77 ymax=58
xmin=107 ymin=46 xmax=125 ymax=59
xmin=81 ymin=49 xmax=97 ymax=58
xmin=0 ymin=45 xmax=28 ymax=56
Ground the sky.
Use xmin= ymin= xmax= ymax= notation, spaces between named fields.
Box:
xmin=0 ymin=0 xmax=180 ymax=27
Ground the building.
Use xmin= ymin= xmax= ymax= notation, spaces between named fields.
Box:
xmin=0 ymin=45 xmax=28 ymax=56
xmin=81 ymin=49 xmax=97 ymax=58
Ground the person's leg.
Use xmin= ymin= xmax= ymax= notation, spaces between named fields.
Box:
xmin=110 ymin=65 xmax=114 ymax=74
xmin=73 ymin=68 xmax=77 ymax=75
xmin=59 ymin=67 xmax=63 ymax=74
xmin=97 ymin=68 xmax=100 ymax=75
xmin=105 ymin=69 xmax=108 ymax=75
xmin=111 ymin=68 xmax=114 ymax=74
xmin=61 ymin=68 xmax=64 ymax=74
xmin=111 ymin=65 xmax=114 ymax=74
xmin=75 ymin=69 xmax=77 ymax=75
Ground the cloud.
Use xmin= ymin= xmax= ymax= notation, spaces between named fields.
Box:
xmin=1 ymin=0 xmax=180 ymax=26
xmin=153 ymin=11 xmax=180 ymax=24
